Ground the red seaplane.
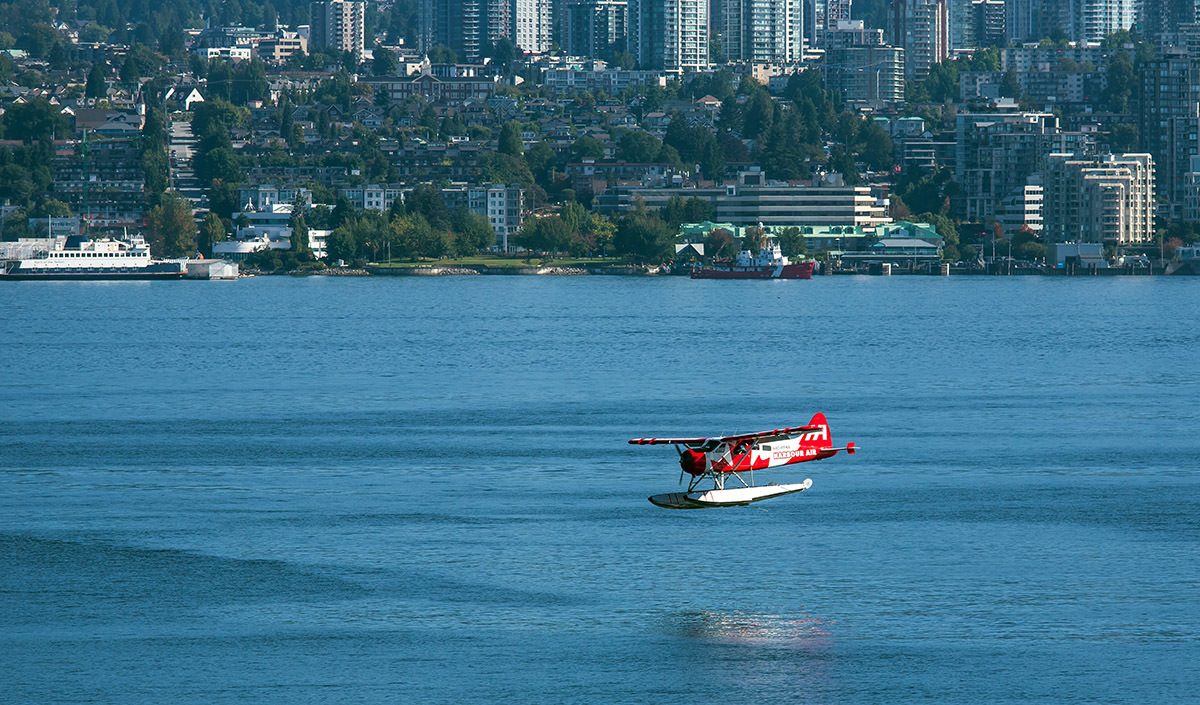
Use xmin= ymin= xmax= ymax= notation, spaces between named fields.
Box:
xmin=630 ymin=413 xmax=855 ymax=509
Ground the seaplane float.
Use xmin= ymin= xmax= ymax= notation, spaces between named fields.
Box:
xmin=630 ymin=413 xmax=854 ymax=509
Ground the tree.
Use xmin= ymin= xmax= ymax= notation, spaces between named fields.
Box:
xmin=1 ymin=98 xmax=67 ymax=143
xmin=232 ymin=59 xmax=269 ymax=105
xmin=428 ymin=45 xmax=457 ymax=64
xmin=331 ymin=193 xmax=355 ymax=228
xmin=664 ymin=118 xmax=722 ymax=175
xmin=388 ymin=192 xmax=407 ymax=220
xmin=719 ymin=95 xmax=744 ymax=133
xmin=290 ymin=214 xmax=311 ymax=255
xmin=85 ymin=62 xmax=108 ymax=98
xmin=498 ymin=121 xmax=523 ymax=157
xmin=860 ymin=125 xmax=895 ymax=172
xmin=661 ymin=195 xmax=714 ymax=226
xmin=613 ymin=211 xmax=674 ymax=262
xmin=776 ymin=226 xmax=807 ymax=257
xmin=207 ymin=60 xmax=233 ymax=101
xmin=1111 ymin=123 xmax=1138 ymax=152
xmin=516 ymin=216 xmax=572 ymax=254
xmin=405 ymin=183 xmax=450 ymax=229
xmin=477 ymin=152 xmax=536 ymax=192
xmin=389 ymin=213 xmax=448 ymax=259
xmin=698 ymin=138 xmax=725 ymax=180
xmin=741 ymin=226 xmax=765 ymax=253
xmin=194 ymin=147 xmax=242 ymax=188
xmin=1104 ymin=51 xmax=1136 ymax=113
xmin=999 ymin=70 xmax=1022 ymax=101
xmin=197 ymin=212 xmax=227 ymax=257
xmin=489 ymin=38 xmax=518 ymax=71
xmin=451 ymin=208 xmax=495 ymax=254
xmin=742 ymin=91 xmax=775 ymax=140
xmin=572 ymin=135 xmax=606 ymax=160
xmin=525 ymin=141 xmax=557 ymax=187
xmin=617 ymin=130 xmax=663 ymax=162
xmin=373 ymin=46 xmax=397 ymax=76
xmin=703 ymin=228 xmax=736 ymax=260
xmin=0 ymin=164 xmax=35 ymax=205
xmin=146 ymin=192 xmax=198 ymax=257
xmin=828 ymin=146 xmax=860 ymax=185
xmin=120 ymin=55 xmax=140 ymax=85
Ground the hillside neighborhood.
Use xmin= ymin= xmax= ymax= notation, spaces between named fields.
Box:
xmin=1 ymin=0 xmax=1197 ymax=273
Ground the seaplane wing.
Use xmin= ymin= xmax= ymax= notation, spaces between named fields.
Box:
xmin=715 ymin=425 xmax=823 ymax=445
xmin=628 ymin=436 xmax=712 ymax=446
xmin=628 ymin=425 xmax=821 ymax=447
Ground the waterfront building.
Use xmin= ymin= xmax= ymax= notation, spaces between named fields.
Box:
xmin=596 ymin=169 xmax=890 ymax=227
xmin=720 ymin=0 xmax=806 ymax=64
xmin=889 ymin=0 xmax=949 ymax=82
xmin=676 ymin=220 xmax=938 ymax=254
xmin=1184 ymin=154 xmax=1200 ymax=221
xmin=562 ymin=0 xmax=629 ymax=59
xmin=628 ymin=0 xmax=709 ymax=73
xmin=441 ymin=184 xmax=525 ymax=250
xmin=338 ymin=183 xmax=524 ymax=250
xmin=955 ymin=111 xmax=1061 ymax=223
xmin=310 ymin=0 xmax=366 ymax=62
xmin=994 ymin=180 xmax=1045 ymax=234
xmin=1042 ymin=153 xmax=1154 ymax=245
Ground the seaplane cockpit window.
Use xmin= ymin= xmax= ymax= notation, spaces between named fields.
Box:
xmin=699 ymin=439 xmax=721 ymax=452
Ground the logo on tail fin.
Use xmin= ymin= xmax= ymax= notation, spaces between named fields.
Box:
xmin=799 ymin=413 xmax=831 ymax=446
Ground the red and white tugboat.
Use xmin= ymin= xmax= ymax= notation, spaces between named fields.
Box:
xmin=690 ymin=241 xmax=814 ymax=279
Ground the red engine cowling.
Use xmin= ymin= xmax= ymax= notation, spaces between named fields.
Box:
xmin=680 ymin=449 xmax=707 ymax=476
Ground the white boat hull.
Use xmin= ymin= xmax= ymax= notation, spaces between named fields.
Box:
xmin=649 ymin=479 xmax=813 ymax=509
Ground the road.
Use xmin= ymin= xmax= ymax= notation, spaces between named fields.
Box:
xmin=168 ymin=118 xmax=205 ymax=210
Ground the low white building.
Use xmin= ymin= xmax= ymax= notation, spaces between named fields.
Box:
xmin=213 ymin=234 xmax=290 ymax=260
xmin=196 ymin=46 xmax=253 ymax=61
xmin=238 ymin=184 xmax=313 ymax=212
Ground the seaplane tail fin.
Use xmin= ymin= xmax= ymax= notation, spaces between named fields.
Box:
xmin=800 ymin=413 xmax=832 ymax=449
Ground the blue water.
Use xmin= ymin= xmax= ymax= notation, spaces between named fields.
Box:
xmin=1 ymin=276 xmax=1197 ymax=703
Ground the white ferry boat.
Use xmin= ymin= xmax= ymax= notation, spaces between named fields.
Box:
xmin=1 ymin=235 xmax=186 ymax=280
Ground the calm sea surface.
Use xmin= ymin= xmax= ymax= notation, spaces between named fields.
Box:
xmin=1 ymin=275 xmax=1197 ymax=704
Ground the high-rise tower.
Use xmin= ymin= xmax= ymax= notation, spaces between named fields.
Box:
xmin=311 ymin=0 xmax=365 ymax=62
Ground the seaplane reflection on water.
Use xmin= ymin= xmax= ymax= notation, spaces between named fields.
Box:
xmin=678 ymin=611 xmax=835 ymax=648
xmin=630 ymin=413 xmax=855 ymax=508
